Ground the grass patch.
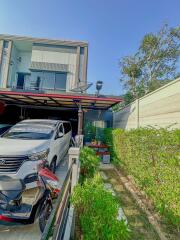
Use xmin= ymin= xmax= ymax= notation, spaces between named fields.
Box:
xmin=103 ymin=169 xmax=161 ymax=240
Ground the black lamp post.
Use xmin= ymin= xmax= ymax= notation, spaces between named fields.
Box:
xmin=96 ymin=81 xmax=103 ymax=96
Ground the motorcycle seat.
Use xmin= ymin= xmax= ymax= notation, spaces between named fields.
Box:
xmin=0 ymin=175 xmax=25 ymax=192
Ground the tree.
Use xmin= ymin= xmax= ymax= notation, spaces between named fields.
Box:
xmin=139 ymin=24 xmax=180 ymax=91
xmin=119 ymin=55 xmax=142 ymax=99
xmin=119 ymin=24 xmax=180 ymax=104
xmin=123 ymin=91 xmax=134 ymax=105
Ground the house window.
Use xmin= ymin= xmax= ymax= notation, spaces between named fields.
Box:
xmin=31 ymin=71 xmax=54 ymax=90
xmin=55 ymin=73 xmax=67 ymax=90
xmin=3 ymin=41 xmax=9 ymax=49
xmin=42 ymin=72 xmax=55 ymax=90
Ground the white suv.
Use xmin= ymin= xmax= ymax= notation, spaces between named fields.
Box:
xmin=0 ymin=119 xmax=72 ymax=186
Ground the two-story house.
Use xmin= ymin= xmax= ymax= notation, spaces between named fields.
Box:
xmin=0 ymin=34 xmax=121 ymax=135
xmin=0 ymin=34 xmax=88 ymax=92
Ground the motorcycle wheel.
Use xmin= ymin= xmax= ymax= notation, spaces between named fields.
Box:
xmin=39 ymin=200 xmax=53 ymax=233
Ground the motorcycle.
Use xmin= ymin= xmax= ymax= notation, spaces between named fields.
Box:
xmin=0 ymin=163 xmax=60 ymax=232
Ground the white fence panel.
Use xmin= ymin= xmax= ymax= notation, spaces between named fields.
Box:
xmin=113 ymin=78 xmax=180 ymax=129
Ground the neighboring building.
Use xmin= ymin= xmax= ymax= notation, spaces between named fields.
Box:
xmin=0 ymin=34 xmax=88 ymax=92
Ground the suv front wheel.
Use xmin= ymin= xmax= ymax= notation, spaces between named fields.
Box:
xmin=50 ymin=158 xmax=56 ymax=173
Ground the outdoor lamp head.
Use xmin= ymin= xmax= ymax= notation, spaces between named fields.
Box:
xmin=96 ymin=81 xmax=103 ymax=91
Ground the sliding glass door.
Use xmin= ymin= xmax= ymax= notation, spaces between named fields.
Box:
xmin=30 ymin=71 xmax=67 ymax=91
xmin=55 ymin=73 xmax=67 ymax=91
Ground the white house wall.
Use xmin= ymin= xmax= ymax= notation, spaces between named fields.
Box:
xmin=31 ymin=50 xmax=77 ymax=91
xmin=8 ymin=44 xmax=18 ymax=87
xmin=8 ymin=45 xmax=32 ymax=87
xmin=17 ymin=51 xmax=32 ymax=73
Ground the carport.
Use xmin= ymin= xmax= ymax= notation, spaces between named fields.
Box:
xmin=0 ymin=90 xmax=122 ymax=240
xmin=0 ymin=89 xmax=122 ymax=135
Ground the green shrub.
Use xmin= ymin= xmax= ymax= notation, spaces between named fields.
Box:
xmin=104 ymin=127 xmax=180 ymax=228
xmin=72 ymin=174 xmax=130 ymax=240
xmin=79 ymin=147 xmax=100 ymax=183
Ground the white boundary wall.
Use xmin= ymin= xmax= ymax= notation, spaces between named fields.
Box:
xmin=113 ymin=78 xmax=180 ymax=129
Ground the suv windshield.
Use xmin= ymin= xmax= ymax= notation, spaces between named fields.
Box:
xmin=2 ymin=125 xmax=54 ymax=140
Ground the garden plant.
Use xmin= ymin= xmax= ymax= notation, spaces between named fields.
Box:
xmin=72 ymin=147 xmax=130 ymax=239
xmin=104 ymin=127 xmax=180 ymax=229
xmin=79 ymin=146 xmax=100 ymax=183
xmin=72 ymin=174 xmax=130 ymax=240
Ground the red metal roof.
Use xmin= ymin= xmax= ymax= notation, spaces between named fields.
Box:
xmin=0 ymin=89 xmax=122 ymax=110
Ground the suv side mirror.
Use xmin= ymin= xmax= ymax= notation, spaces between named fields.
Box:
xmin=58 ymin=132 xmax=63 ymax=138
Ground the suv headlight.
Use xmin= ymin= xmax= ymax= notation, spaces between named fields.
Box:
xmin=29 ymin=149 xmax=49 ymax=161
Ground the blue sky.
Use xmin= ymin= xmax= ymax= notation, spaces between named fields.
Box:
xmin=0 ymin=0 xmax=179 ymax=95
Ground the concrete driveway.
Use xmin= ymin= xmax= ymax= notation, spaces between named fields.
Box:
xmin=0 ymin=155 xmax=69 ymax=240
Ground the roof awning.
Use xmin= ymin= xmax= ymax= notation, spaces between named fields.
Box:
xmin=0 ymin=89 xmax=122 ymax=110
xmin=29 ymin=62 xmax=68 ymax=72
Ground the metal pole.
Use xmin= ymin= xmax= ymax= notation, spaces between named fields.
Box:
xmin=78 ymin=105 xmax=83 ymax=135
xmin=136 ymin=98 xmax=140 ymax=128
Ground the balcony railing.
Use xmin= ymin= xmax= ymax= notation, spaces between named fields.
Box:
xmin=12 ymin=85 xmax=67 ymax=93
xmin=8 ymin=71 xmax=67 ymax=93
xmin=10 ymin=78 xmax=66 ymax=93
